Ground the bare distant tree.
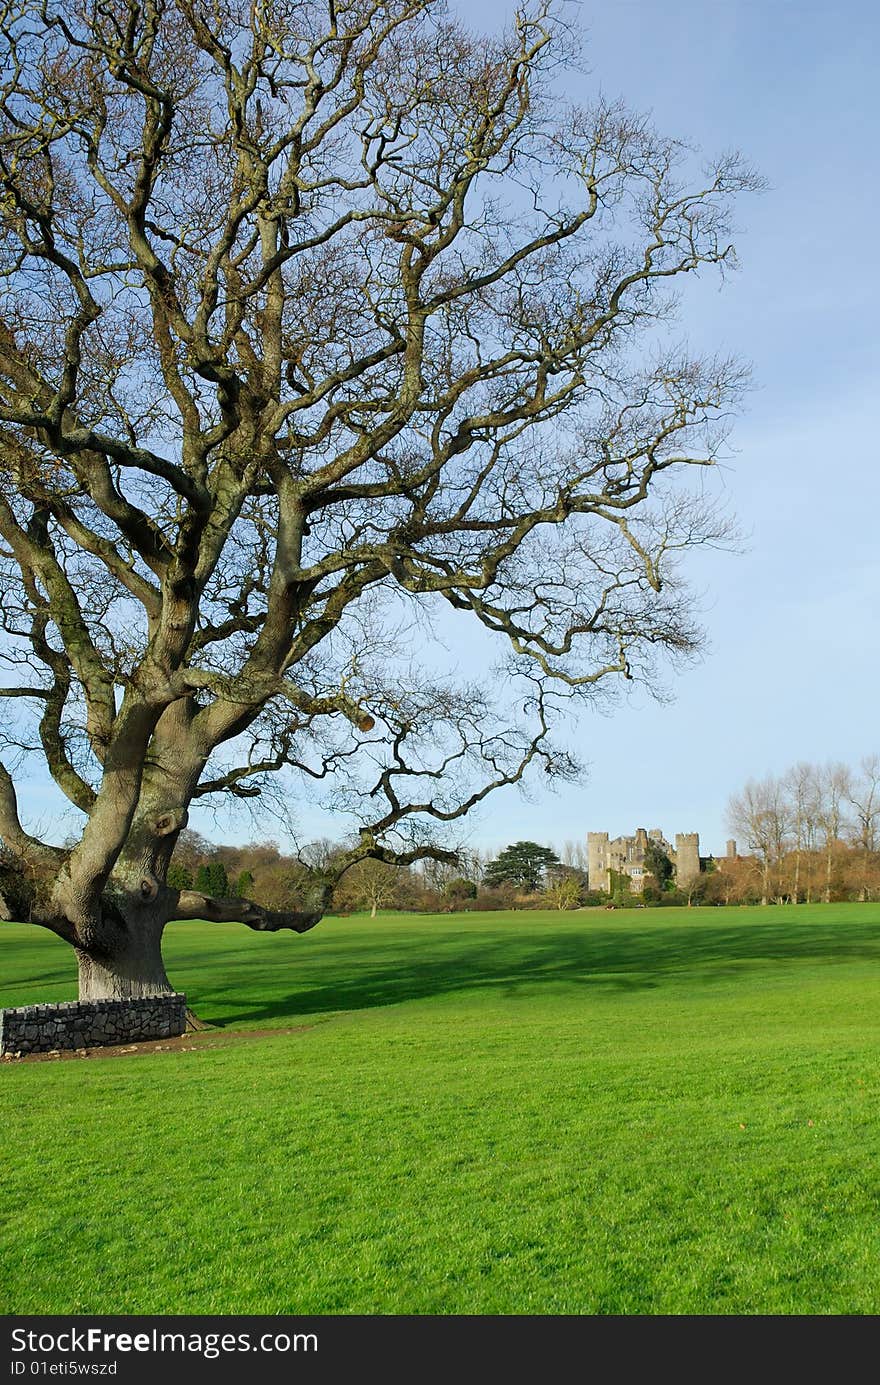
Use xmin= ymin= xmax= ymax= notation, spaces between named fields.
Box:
xmin=815 ymin=762 xmax=851 ymax=904
xmin=846 ymin=754 xmax=880 ymax=902
xmin=560 ymin=839 xmax=588 ymax=872
xmin=0 ymin=0 xmax=756 ymax=999
xmin=545 ymin=869 xmax=582 ymax=910
xmin=334 ymin=857 xmax=398 ymax=917
xmin=726 ymin=776 xmax=790 ymax=905
xmin=455 ymin=848 xmax=485 ymax=886
xmin=784 ymin=761 xmax=819 ymax=903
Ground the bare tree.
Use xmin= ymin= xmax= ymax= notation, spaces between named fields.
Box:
xmin=0 ymin=0 xmax=756 ymax=999
xmin=334 ymin=856 xmax=398 ymax=917
xmin=726 ymin=776 xmax=790 ymax=906
xmin=545 ymin=869 xmax=582 ymax=910
xmin=846 ymin=754 xmax=880 ymax=902
xmin=815 ymin=762 xmax=851 ymax=904
xmin=560 ymin=838 xmax=588 ymax=872
xmin=783 ymin=761 xmax=819 ymax=903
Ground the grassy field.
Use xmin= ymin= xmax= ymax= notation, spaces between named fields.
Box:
xmin=2 ymin=903 xmax=880 ymax=1315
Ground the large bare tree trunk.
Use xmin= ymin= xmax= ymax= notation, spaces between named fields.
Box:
xmin=75 ymin=909 xmax=171 ymax=1002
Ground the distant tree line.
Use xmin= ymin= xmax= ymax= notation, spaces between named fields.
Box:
xmin=118 ymin=751 xmax=877 ymax=922
xmin=725 ymin=755 xmax=880 ymax=905
xmin=150 ymin=832 xmax=605 ymax=918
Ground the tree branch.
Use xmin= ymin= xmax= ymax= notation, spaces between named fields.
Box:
xmin=174 ymin=889 xmax=326 ymax=933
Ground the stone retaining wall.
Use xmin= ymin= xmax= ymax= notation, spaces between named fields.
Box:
xmin=0 ymin=993 xmax=187 ymax=1055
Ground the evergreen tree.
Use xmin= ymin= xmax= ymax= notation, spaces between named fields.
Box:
xmin=232 ymin=870 xmax=255 ymax=899
xmin=209 ymin=862 xmax=229 ymax=897
xmin=166 ymin=863 xmax=193 ymax=891
xmin=483 ymin=842 xmax=561 ymax=893
xmin=194 ymin=864 xmax=212 ymax=895
xmin=195 ymin=862 xmax=228 ymax=897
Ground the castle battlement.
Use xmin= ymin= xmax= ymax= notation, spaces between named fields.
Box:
xmin=587 ymin=827 xmax=701 ymax=894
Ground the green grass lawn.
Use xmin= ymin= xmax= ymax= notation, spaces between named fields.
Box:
xmin=2 ymin=903 xmax=880 ymax=1315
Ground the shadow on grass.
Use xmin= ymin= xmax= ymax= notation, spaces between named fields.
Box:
xmin=190 ymin=916 xmax=880 ymax=1029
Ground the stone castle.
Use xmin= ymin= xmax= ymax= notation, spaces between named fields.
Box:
xmin=588 ymin=827 xmax=705 ymax=895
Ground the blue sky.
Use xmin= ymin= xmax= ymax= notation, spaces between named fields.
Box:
xmin=20 ymin=0 xmax=880 ymax=861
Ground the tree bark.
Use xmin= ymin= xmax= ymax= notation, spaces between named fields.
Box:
xmin=76 ymin=915 xmax=171 ymax=1001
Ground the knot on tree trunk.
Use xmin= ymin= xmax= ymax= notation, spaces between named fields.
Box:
xmin=153 ymin=810 xmax=188 ymax=837
xmin=139 ymin=873 xmax=160 ymax=901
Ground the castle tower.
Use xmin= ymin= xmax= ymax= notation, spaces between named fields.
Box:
xmin=726 ymin=839 xmax=737 ymax=860
xmin=675 ymin=832 xmax=700 ymax=886
xmin=587 ymin=832 xmax=610 ymax=893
